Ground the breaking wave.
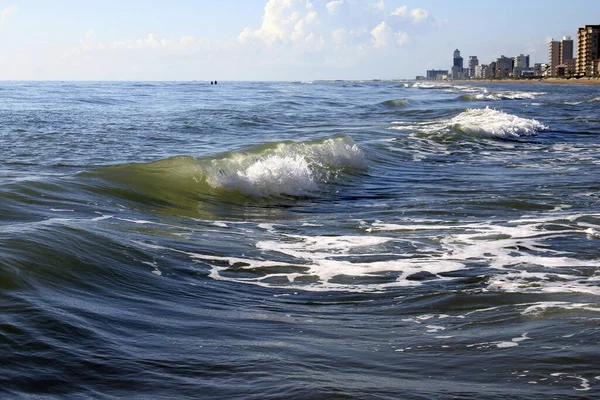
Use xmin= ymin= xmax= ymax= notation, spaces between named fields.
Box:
xmin=84 ymin=136 xmax=366 ymax=203
xmin=449 ymin=108 xmax=548 ymax=138
xmin=390 ymin=108 xmax=548 ymax=140
xmin=459 ymin=91 xmax=544 ymax=101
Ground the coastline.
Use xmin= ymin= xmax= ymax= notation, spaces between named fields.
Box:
xmin=458 ymin=77 xmax=600 ymax=87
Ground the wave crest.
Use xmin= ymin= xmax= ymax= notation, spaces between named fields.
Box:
xmin=88 ymin=136 xmax=366 ymax=202
xmin=460 ymin=91 xmax=543 ymax=101
xmin=204 ymin=136 xmax=365 ymax=197
xmin=449 ymin=107 xmax=548 ymax=138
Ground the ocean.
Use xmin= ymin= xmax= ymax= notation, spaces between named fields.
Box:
xmin=1 ymin=80 xmax=599 ymax=399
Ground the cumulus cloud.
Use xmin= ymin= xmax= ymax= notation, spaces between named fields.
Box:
xmin=1 ymin=5 xmax=17 ymax=22
xmin=49 ymin=0 xmax=441 ymax=80
xmin=391 ymin=5 xmax=429 ymax=23
xmin=390 ymin=6 xmax=408 ymax=17
xmin=326 ymin=0 xmax=344 ymax=15
xmin=371 ymin=21 xmax=409 ymax=48
xmin=410 ymin=8 xmax=429 ymax=23
xmin=371 ymin=21 xmax=390 ymax=48
xmin=238 ymin=0 xmax=321 ymax=47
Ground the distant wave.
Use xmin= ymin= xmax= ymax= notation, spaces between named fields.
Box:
xmin=459 ymin=91 xmax=544 ymax=101
xmin=380 ymin=98 xmax=409 ymax=108
xmin=409 ymin=82 xmax=455 ymax=90
xmin=84 ymin=136 xmax=366 ymax=204
xmin=449 ymin=108 xmax=548 ymax=138
xmin=389 ymin=107 xmax=548 ymax=139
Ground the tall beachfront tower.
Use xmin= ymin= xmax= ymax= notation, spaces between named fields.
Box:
xmin=560 ymin=36 xmax=574 ymax=62
xmin=548 ymin=40 xmax=560 ymax=76
xmin=576 ymin=25 xmax=600 ymax=77
xmin=549 ymin=36 xmax=575 ymax=76
xmin=468 ymin=56 xmax=479 ymax=78
xmin=451 ymin=49 xmax=464 ymax=79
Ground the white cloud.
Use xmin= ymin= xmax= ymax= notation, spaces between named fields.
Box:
xmin=238 ymin=0 xmax=319 ymax=47
xmin=391 ymin=5 xmax=429 ymax=23
xmin=371 ymin=22 xmax=409 ymax=49
xmin=410 ymin=8 xmax=429 ymax=23
xmin=371 ymin=21 xmax=391 ymax=48
xmin=326 ymin=0 xmax=344 ymax=15
xmin=1 ymin=5 xmax=17 ymax=22
xmin=26 ymin=0 xmax=442 ymax=80
xmin=390 ymin=6 xmax=408 ymax=17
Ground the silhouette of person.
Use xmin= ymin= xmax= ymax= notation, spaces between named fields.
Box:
xmin=210 ymin=81 xmax=213 ymax=85
xmin=215 ymin=81 xmax=218 ymax=85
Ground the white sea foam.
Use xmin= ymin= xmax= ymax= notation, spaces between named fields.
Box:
xmin=449 ymin=107 xmax=548 ymax=138
xmin=390 ymin=108 xmax=548 ymax=141
xmin=224 ymin=154 xmax=319 ymax=197
xmin=551 ymin=373 xmax=591 ymax=391
xmin=204 ymin=136 xmax=365 ymax=197
xmin=169 ymin=211 xmax=600 ymax=293
xmin=467 ymin=91 xmax=544 ymax=101
xmin=129 ymin=209 xmax=600 ymax=293
xmin=411 ymin=82 xmax=455 ymax=90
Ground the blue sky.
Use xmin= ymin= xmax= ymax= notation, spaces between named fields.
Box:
xmin=0 ymin=0 xmax=598 ymax=80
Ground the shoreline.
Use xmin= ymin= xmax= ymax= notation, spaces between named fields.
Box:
xmin=453 ymin=77 xmax=600 ymax=87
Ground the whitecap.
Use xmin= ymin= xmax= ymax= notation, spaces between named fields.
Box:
xmin=449 ymin=107 xmax=548 ymax=138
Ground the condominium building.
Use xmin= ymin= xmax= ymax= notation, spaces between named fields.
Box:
xmin=560 ymin=37 xmax=574 ymax=63
xmin=495 ymin=56 xmax=513 ymax=78
xmin=548 ymin=40 xmax=560 ymax=76
xmin=576 ymin=25 xmax=600 ymax=77
xmin=548 ymin=36 xmax=574 ymax=76
xmin=513 ymin=54 xmax=530 ymax=77
xmin=474 ymin=63 xmax=494 ymax=79
xmin=468 ymin=56 xmax=479 ymax=78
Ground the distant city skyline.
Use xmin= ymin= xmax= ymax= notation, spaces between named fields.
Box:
xmin=0 ymin=0 xmax=598 ymax=80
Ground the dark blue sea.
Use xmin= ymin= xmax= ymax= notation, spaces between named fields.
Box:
xmin=1 ymin=80 xmax=600 ymax=399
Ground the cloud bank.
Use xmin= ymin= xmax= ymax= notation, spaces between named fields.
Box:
xmin=5 ymin=1 xmax=442 ymax=80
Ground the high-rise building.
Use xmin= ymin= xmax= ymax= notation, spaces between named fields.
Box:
xmin=548 ymin=40 xmax=561 ymax=76
xmin=548 ymin=36 xmax=574 ymax=76
xmin=576 ymin=25 xmax=600 ymax=77
xmin=452 ymin=49 xmax=464 ymax=79
xmin=560 ymin=36 xmax=574 ymax=62
xmin=513 ymin=54 xmax=530 ymax=77
xmin=495 ymin=56 xmax=513 ymax=78
xmin=468 ymin=56 xmax=479 ymax=78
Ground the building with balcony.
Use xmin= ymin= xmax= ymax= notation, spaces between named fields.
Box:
xmin=576 ymin=25 xmax=600 ymax=77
